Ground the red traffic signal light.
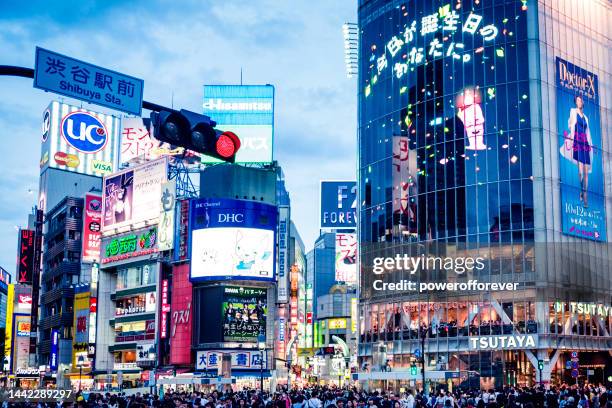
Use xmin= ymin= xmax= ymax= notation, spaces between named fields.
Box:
xmin=215 ymin=131 xmax=241 ymax=159
xmin=150 ymin=110 xmax=241 ymax=163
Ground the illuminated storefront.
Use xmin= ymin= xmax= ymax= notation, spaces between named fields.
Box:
xmin=357 ymin=0 xmax=611 ymax=389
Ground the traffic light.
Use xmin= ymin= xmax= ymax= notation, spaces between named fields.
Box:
xmin=150 ymin=109 xmax=241 ymax=162
xmin=410 ymin=364 xmax=417 ymax=375
xmin=538 ymin=360 xmax=544 ymax=370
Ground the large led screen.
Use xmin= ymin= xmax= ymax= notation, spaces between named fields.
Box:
xmin=190 ymin=198 xmax=277 ymax=282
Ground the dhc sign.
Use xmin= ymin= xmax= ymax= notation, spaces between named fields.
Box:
xmin=218 ymin=213 xmax=244 ymax=223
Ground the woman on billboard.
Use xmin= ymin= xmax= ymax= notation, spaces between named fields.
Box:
xmin=562 ymin=95 xmax=593 ymax=207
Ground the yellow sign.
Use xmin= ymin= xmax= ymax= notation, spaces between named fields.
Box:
xmin=328 ymin=318 xmax=347 ymax=330
xmin=351 ymin=298 xmax=357 ymax=333
xmin=4 ymin=285 xmax=14 ymax=368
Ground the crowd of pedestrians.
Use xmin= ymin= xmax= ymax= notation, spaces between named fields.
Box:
xmin=1 ymin=383 xmax=610 ymax=408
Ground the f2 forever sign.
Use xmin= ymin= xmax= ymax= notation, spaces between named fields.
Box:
xmin=320 ymin=181 xmax=357 ymax=229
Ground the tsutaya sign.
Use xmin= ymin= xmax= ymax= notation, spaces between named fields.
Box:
xmin=554 ymin=302 xmax=612 ymax=318
xmin=469 ymin=334 xmax=537 ymax=351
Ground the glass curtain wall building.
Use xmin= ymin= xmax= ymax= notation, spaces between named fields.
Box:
xmin=357 ymin=0 xmax=611 ymax=390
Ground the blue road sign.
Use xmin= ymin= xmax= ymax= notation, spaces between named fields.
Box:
xmin=320 ymin=181 xmax=357 ymax=229
xmin=414 ymin=349 xmax=422 ymax=358
xmin=34 ymin=47 xmax=143 ymax=116
xmin=571 ymin=369 xmax=579 ymax=378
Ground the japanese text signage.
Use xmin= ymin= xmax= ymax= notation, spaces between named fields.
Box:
xmin=364 ymin=3 xmax=506 ymax=98
xmin=100 ymin=227 xmax=158 ymax=266
xmin=82 ymin=193 xmax=102 ymax=262
xmin=320 ymin=181 xmax=357 ymax=229
xmin=17 ymin=229 xmax=35 ymax=284
xmin=34 ymin=47 xmax=144 ymax=116
xmin=335 ymin=233 xmax=357 ymax=284
xmin=195 ymin=350 xmax=267 ymax=370
xmin=158 ymin=181 xmax=176 ymax=251
xmin=222 ymin=286 xmax=267 ymax=342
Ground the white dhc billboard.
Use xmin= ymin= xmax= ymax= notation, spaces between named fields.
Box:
xmin=191 ymin=227 xmax=275 ymax=281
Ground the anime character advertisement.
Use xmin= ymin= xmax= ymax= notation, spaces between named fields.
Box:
xmin=556 ymin=57 xmax=606 ymax=241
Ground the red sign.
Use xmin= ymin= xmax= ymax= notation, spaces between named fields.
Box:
xmin=18 ymin=295 xmax=32 ymax=306
xmin=82 ymin=194 xmax=102 ymax=263
xmin=89 ymin=297 xmax=97 ymax=313
xmin=160 ymin=279 xmax=170 ymax=339
xmin=17 ymin=229 xmax=35 ymax=283
xmin=169 ymin=264 xmax=192 ymax=365
xmin=178 ymin=200 xmax=189 ymax=261
xmin=306 ymin=312 xmax=313 ymax=324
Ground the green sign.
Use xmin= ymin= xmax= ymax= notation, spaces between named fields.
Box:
xmin=101 ymin=227 xmax=158 ymax=265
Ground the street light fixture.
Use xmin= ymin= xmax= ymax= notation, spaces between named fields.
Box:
xmin=258 ymin=335 xmax=266 ymax=392
xmin=76 ymin=355 xmax=85 ymax=392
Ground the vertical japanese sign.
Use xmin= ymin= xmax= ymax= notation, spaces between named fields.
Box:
xmin=335 ymin=233 xmax=357 ymax=284
xmin=556 ymin=57 xmax=606 ymax=241
xmin=82 ymin=194 xmax=103 ymax=262
xmin=277 ymin=206 xmax=289 ymax=303
xmin=160 ymin=279 xmax=170 ymax=339
xmin=50 ymin=329 xmax=59 ymax=371
xmin=158 ymin=181 xmax=176 ymax=251
xmin=175 ymin=200 xmax=190 ymax=262
xmin=34 ymin=47 xmax=144 ymax=115
xmin=169 ymin=264 xmax=192 ymax=365
xmin=17 ymin=229 xmax=35 ymax=284
xmin=72 ymin=287 xmax=91 ymax=369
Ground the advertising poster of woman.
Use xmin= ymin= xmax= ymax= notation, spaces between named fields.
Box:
xmin=556 ymin=57 xmax=606 ymax=241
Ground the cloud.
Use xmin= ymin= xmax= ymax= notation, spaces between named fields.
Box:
xmin=0 ymin=0 xmax=357 ymax=270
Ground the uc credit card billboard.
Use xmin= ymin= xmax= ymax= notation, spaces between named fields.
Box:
xmin=40 ymin=101 xmax=120 ymax=177
xmin=189 ymin=198 xmax=277 ymax=282
xmin=202 ymin=85 xmax=274 ymax=164
xmin=320 ymin=181 xmax=357 ymax=229
xmin=556 ymin=57 xmax=606 ymax=241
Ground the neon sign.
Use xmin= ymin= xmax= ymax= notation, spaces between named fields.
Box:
xmin=365 ymin=3 xmax=519 ymax=95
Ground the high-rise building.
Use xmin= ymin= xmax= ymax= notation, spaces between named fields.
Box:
xmin=306 ymin=233 xmax=337 ymax=316
xmin=38 ymin=196 xmax=86 ymax=386
xmin=357 ymin=0 xmax=611 ymax=389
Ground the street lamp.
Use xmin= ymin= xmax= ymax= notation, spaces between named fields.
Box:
xmin=2 ymin=357 xmax=8 ymax=387
xmin=420 ymin=326 xmax=428 ymax=395
xmin=76 ymin=355 xmax=85 ymax=392
xmin=258 ymin=336 xmax=266 ymax=392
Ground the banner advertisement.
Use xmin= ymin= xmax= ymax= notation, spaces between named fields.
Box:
xmin=222 ymin=286 xmax=267 ymax=342
xmin=556 ymin=57 xmax=606 ymax=241
xmin=136 ymin=342 xmax=156 ymax=362
xmin=158 ymin=181 xmax=176 ymax=251
xmin=102 ymin=157 xmax=168 ymax=232
xmin=392 ymin=135 xmax=418 ymax=234
xmin=335 ymin=233 xmax=357 ymax=284
xmin=100 ymin=226 xmax=159 ymax=266
xmin=195 ymin=350 xmax=267 ymax=370
xmin=17 ymin=229 xmax=35 ymax=284
xmin=39 ymin=101 xmax=120 ymax=176
xmin=190 ymin=198 xmax=277 ymax=282
xmin=72 ymin=287 xmax=91 ymax=369
xmin=202 ymin=85 xmax=274 ymax=164
xmin=277 ymin=206 xmax=289 ymax=303
xmin=320 ymin=181 xmax=357 ymax=229
xmin=169 ymin=264 xmax=192 ymax=365
xmin=82 ymin=193 xmax=102 ymax=262
xmin=176 ymin=200 xmax=190 ymax=262
xmin=12 ymin=315 xmax=31 ymax=373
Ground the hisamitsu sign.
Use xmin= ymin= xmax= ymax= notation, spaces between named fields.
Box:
xmin=34 ymin=47 xmax=144 ymax=116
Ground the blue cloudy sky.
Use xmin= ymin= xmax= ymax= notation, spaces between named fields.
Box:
xmin=0 ymin=0 xmax=357 ymax=276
